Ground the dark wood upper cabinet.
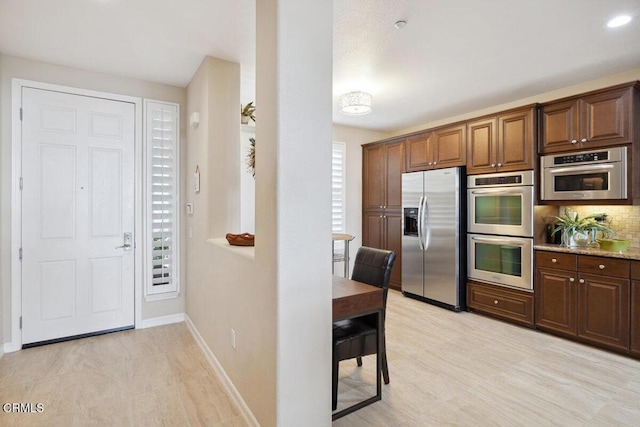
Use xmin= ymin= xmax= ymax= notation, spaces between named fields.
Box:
xmin=384 ymin=140 xmax=404 ymax=211
xmin=363 ymin=139 xmax=403 ymax=211
xmin=405 ymin=131 xmax=432 ymax=172
xmin=467 ymin=107 xmax=535 ymax=174
xmin=405 ymin=124 xmax=465 ymax=172
xmin=432 ymin=123 xmax=466 ymax=168
xmin=540 ymin=83 xmax=639 ymax=153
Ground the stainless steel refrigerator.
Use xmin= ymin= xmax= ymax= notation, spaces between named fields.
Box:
xmin=401 ymin=167 xmax=465 ymax=311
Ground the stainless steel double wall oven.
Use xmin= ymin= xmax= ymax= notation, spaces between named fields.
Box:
xmin=467 ymin=170 xmax=534 ymax=290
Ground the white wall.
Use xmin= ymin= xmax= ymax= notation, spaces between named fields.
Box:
xmin=333 ymin=125 xmax=387 ymax=274
xmin=0 ymin=54 xmax=187 ymax=346
xmin=392 ymin=67 xmax=640 ymax=137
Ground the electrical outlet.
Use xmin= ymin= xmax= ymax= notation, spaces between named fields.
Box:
xmin=231 ymin=329 xmax=236 ymax=350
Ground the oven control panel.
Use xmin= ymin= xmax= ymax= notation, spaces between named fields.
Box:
xmin=553 ymin=151 xmax=608 ymax=165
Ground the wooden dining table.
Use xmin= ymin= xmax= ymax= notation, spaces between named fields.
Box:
xmin=332 ymin=275 xmax=384 ymax=420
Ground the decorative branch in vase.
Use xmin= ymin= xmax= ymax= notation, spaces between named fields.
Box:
xmin=241 ymin=102 xmax=256 ymax=125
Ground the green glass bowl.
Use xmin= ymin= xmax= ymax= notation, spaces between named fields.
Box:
xmin=597 ymin=238 xmax=631 ymax=252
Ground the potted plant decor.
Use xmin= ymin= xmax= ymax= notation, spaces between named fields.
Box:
xmin=241 ymin=102 xmax=256 ymax=124
xmin=552 ymin=208 xmax=614 ymax=247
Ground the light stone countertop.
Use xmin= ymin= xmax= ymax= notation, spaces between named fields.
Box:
xmin=534 ymin=243 xmax=640 ymax=261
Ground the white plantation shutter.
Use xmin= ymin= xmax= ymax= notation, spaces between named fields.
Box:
xmin=145 ymin=100 xmax=179 ymax=297
xmin=332 ymin=142 xmax=346 ymax=235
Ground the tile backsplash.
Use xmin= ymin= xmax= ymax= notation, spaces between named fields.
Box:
xmin=560 ymin=205 xmax=640 ymax=250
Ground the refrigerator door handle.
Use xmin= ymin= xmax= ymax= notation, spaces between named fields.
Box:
xmin=422 ymin=196 xmax=430 ymax=250
xmin=417 ymin=196 xmax=425 ymax=250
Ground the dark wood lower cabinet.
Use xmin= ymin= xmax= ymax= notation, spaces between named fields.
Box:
xmin=535 ymin=268 xmax=577 ymax=336
xmin=362 ymin=210 xmax=402 ymax=290
xmin=577 ymin=273 xmax=629 ymax=351
xmin=467 ymin=280 xmax=534 ymax=328
xmin=535 ymin=250 xmax=634 ymax=357
xmin=630 ymin=260 xmax=640 ymax=357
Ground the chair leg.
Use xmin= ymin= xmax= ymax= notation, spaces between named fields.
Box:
xmin=356 ymin=356 xmax=363 ymax=366
xmin=381 ymin=336 xmax=390 ymax=384
xmin=332 ymin=359 xmax=339 ymax=411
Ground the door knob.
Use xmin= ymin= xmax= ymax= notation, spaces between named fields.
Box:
xmin=571 ymin=139 xmax=578 ymax=144
xmin=569 ymin=278 xmax=575 ymax=282
xmin=497 ymin=163 xmax=502 ymax=167
xmin=551 ymin=258 xmax=557 ymax=263
xmin=491 ymin=163 xmax=495 ymax=168
xmin=598 ymin=264 xmax=605 ymax=270
xmin=581 ymin=138 xmax=587 ymax=143
xmin=579 ymin=279 xmax=585 ymax=284
xmin=116 ymin=232 xmax=133 ymax=251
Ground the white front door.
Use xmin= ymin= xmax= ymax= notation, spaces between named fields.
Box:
xmin=21 ymin=87 xmax=136 ymax=345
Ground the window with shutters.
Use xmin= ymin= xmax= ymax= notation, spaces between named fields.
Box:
xmin=145 ymin=100 xmax=180 ymax=298
xmin=332 ymin=142 xmax=346 ymax=253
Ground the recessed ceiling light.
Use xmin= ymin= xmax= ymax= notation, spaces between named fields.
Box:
xmin=394 ymin=20 xmax=407 ymax=29
xmin=606 ymin=15 xmax=632 ymax=28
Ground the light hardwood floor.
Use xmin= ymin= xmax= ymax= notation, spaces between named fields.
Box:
xmin=0 ymin=323 xmax=247 ymax=427
xmin=2 ymin=290 xmax=640 ymax=426
xmin=334 ymin=289 xmax=640 ymax=426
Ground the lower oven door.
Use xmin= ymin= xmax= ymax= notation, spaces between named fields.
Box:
xmin=467 ymin=234 xmax=533 ymax=290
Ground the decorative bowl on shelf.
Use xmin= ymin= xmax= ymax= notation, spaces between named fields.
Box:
xmin=597 ymin=238 xmax=631 ymax=252
xmin=225 ymin=233 xmax=255 ymax=246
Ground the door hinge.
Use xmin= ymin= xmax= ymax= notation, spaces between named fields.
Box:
xmin=19 ymin=177 xmax=23 ymax=190
xmin=19 ymin=316 xmax=22 ymax=329
xmin=19 ymin=247 xmax=23 ymax=261
xmin=19 ymin=108 xmax=23 ymax=121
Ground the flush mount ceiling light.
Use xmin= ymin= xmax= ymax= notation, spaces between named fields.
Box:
xmin=606 ymin=14 xmax=632 ymax=28
xmin=340 ymin=91 xmax=373 ymax=115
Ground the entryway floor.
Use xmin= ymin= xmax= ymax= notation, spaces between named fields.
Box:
xmin=0 ymin=323 xmax=247 ymax=426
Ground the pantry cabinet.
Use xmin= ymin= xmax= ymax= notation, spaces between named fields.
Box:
xmin=539 ymin=83 xmax=639 ymax=153
xmin=535 ymin=251 xmax=631 ymax=353
xmin=362 ymin=138 xmax=404 ymax=290
xmin=467 ymin=106 xmax=536 ymax=174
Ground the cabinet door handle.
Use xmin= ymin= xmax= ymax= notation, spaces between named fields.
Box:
xmin=598 ymin=264 xmax=605 ymax=270
xmin=383 ymin=206 xmax=386 ymax=209
xmin=491 ymin=163 xmax=495 ymax=168
xmin=571 ymin=139 xmax=578 ymax=144
xmin=497 ymin=163 xmax=502 ymax=167
xmin=428 ymin=162 xmax=432 ymax=166
xmin=579 ymin=279 xmax=585 ymax=284
xmin=581 ymin=138 xmax=587 ymax=143
xmin=569 ymin=278 xmax=575 ymax=282
xmin=433 ymin=161 xmax=437 ymax=165
xmin=551 ymin=258 xmax=557 ymax=263
xmin=379 ymin=215 xmax=383 ymax=218
xmin=493 ymin=300 xmax=499 ymax=305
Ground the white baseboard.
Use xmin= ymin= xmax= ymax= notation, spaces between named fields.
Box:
xmin=3 ymin=342 xmax=21 ymax=353
xmin=185 ymin=315 xmax=259 ymax=427
xmin=137 ymin=313 xmax=185 ymax=329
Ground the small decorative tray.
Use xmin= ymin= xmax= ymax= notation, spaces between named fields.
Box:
xmin=225 ymin=233 xmax=255 ymax=246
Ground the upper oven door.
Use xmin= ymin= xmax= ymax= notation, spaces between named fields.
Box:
xmin=468 ymin=185 xmax=534 ymax=237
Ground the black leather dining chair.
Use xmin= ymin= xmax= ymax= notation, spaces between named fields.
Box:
xmin=332 ymin=246 xmax=396 ymax=410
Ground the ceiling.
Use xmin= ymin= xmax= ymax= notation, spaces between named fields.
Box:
xmin=1 ymin=0 xmax=640 ymax=133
